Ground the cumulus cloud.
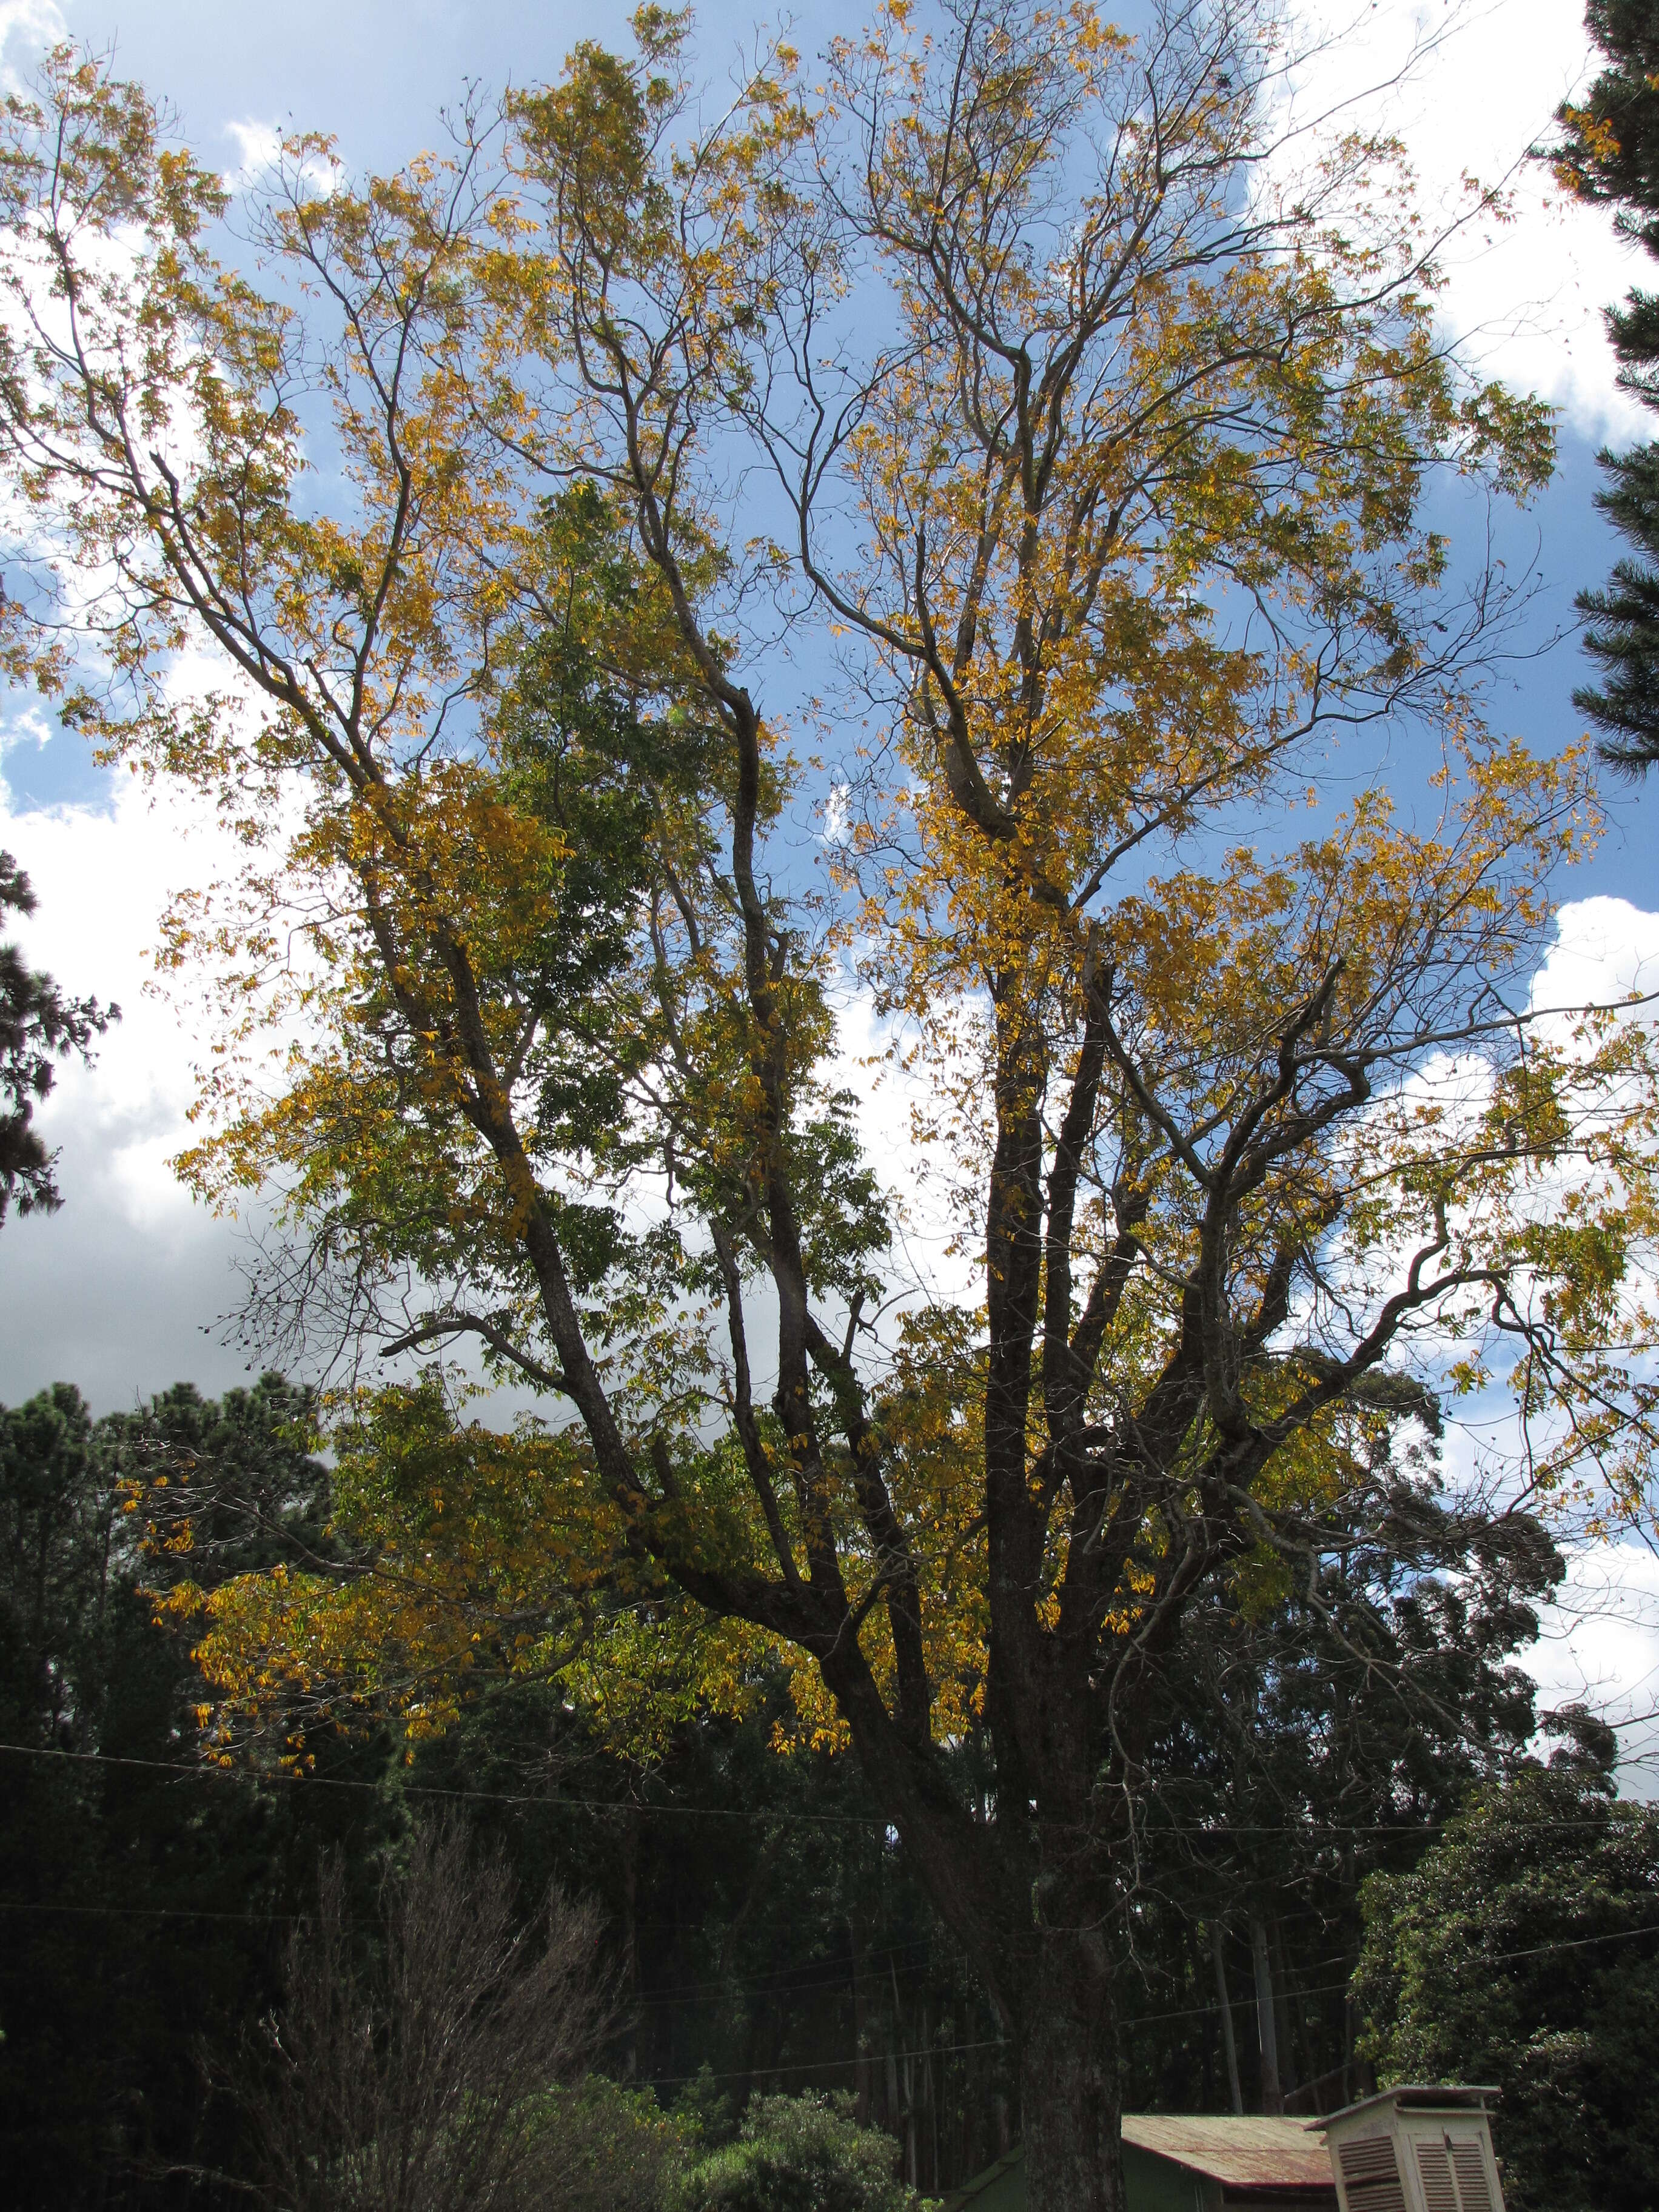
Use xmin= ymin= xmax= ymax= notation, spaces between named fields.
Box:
xmin=0 ymin=0 xmax=64 ymax=96
xmin=1529 ymin=891 xmax=1659 ymax=1015
xmin=1280 ymin=0 xmax=1649 ymax=446
xmin=1435 ymin=895 xmax=1659 ymax=1783
xmin=0 ymin=758 xmax=265 ymax=1411
xmin=221 ymin=115 xmax=284 ymax=182
xmin=1529 ymin=1542 xmax=1659 ymax=1797
xmin=1526 ymin=900 xmax=1659 ymax=1784
xmin=0 ymin=701 xmax=56 ymax=771
xmin=220 ymin=113 xmax=340 ymax=199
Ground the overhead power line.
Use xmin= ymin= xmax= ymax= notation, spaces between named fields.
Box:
xmin=1 ymin=1740 xmax=1637 ymax=1842
xmin=641 ymin=1918 xmax=1659 ymax=2090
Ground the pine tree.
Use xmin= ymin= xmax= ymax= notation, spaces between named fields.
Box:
xmin=1554 ymin=1 xmax=1659 ymax=773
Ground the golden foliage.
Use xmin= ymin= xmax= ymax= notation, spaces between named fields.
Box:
xmin=0 ymin=13 xmax=1653 ymax=1832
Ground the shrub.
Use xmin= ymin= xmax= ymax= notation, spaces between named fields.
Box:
xmin=671 ymin=2093 xmax=916 ymax=2212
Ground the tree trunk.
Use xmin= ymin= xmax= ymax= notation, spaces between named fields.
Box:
xmin=1019 ymin=1932 xmax=1125 ymax=2212
xmin=1210 ymin=1922 xmax=1244 ymax=2116
xmin=1250 ymin=1915 xmax=1282 ymax=2115
xmin=893 ymin=1958 xmax=917 ymax=2188
xmin=1271 ymin=1919 xmax=1313 ymax=2095
xmin=848 ymin=1913 xmax=872 ymax=2125
xmin=619 ymin=1808 xmax=638 ymax=2080
xmin=923 ymin=1996 xmax=939 ymax=2193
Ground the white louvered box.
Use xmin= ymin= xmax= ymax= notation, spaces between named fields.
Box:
xmin=1322 ymin=2087 xmax=1504 ymax=2212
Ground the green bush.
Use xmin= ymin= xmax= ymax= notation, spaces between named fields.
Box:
xmin=671 ymin=2093 xmax=915 ymax=2212
xmin=528 ymin=2077 xmax=686 ymax=2212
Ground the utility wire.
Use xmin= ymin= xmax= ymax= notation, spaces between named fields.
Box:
xmin=0 ymin=1882 xmax=1349 ymax=2020
xmin=2 ymin=1886 xmax=1654 ymax=2016
xmin=3 ymin=1876 xmax=1654 ymax=2086
xmin=641 ymin=1917 xmax=1659 ymax=2089
xmin=645 ymin=2034 xmax=1012 ymax=2091
xmin=1 ymin=1740 xmax=1635 ymax=1841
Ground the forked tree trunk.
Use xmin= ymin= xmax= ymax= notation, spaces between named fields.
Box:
xmin=1019 ymin=1931 xmax=1125 ymax=2212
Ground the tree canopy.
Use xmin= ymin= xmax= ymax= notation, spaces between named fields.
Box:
xmin=1355 ymin=1721 xmax=1659 ymax=2212
xmin=0 ymin=1372 xmax=387 ymax=2206
xmin=0 ymin=13 xmax=1655 ymax=2211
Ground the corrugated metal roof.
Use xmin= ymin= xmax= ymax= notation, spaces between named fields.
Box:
xmin=1122 ymin=2114 xmax=1333 ymax=2191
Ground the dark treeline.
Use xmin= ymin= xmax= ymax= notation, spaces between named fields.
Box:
xmin=1 ymin=1369 xmax=1607 ymax=2211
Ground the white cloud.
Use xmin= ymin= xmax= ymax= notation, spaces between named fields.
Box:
xmin=1280 ymin=0 xmax=1650 ymax=445
xmin=0 ymin=760 xmax=264 ymax=1409
xmin=221 ymin=115 xmax=283 ymax=183
xmin=1425 ymin=895 xmax=1659 ymax=1783
xmin=1527 ymin=1541 xmax=1659 ymax=1797
xmin=219 ymin=115 xmax=339 ymax=200
xmin=1529 ymin=891 xmax=1659 ymax=1017
xmin=0 ymin=0 xmax=65 ymax=96
xmin=0 ymin=700 xmax=54 ymax=766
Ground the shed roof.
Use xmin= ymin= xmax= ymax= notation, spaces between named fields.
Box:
xmin=944 ymin=2118 xmax=1338 ymax=2212
xmin=1122 ymin=2115 xmax=1332 ymax=2193
xmin=1322 ymin=2085 xmax=1498 ymax=2129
